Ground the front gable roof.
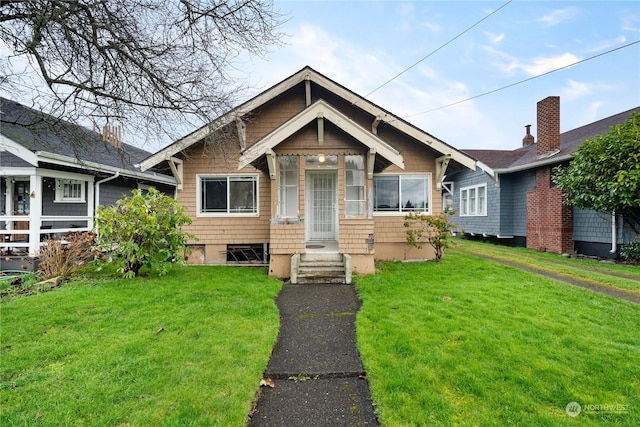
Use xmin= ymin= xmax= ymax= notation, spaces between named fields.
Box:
xmin=140 ymin=66 xmax=475 ymax=172
xmin=238 ymin=99 xmax=404 ymax=170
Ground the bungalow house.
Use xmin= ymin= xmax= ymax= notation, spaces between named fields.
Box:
xmin=445 ymin=96 xmax=639 ymax=258
xmin=140 ymin=66 xmax=476 ymax=282
xmin=0 ymin=97 xmax=176 ymax=265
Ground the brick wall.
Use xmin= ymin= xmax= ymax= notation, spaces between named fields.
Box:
xmin=536 ymin=96 xmax=560 ymax=155
xmin=526 ymin=167 xmax=573 ymax=253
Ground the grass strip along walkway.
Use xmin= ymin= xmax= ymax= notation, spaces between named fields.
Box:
xmin=453 ymin=239 xmax=640 ymax=304
xmin=1 ymin=266 xmax=282 ymax=426
xmin=356 ymin=252 xmax=640 ymax=426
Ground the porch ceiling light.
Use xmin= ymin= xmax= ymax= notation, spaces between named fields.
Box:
xmin=318 ymin=153 xmax=326 ymax=163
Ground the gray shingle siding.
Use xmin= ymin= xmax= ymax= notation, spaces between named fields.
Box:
xmin=449 ymin=169 xmax=500 ymax=235
xmin=574 ymin=208 xmax=636 ymax=245
xmin=0 ymin=152 xmax=31 ymax=167
xmin=501 ymin=170 xmax=535 ymax=237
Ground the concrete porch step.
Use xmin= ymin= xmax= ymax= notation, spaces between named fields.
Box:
xmin=292 ymin=253 xmax=350 ymax=285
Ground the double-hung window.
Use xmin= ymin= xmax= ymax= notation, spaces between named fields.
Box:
xmin=278 ymin=156 xmax=298 ymax=217
xmin=373 ymin=174 xmax=430 ymax=213
xmin=460 ymin=184 xmax=486 ymax=216
xmin=55 ymin=179 xmax=85 ymax=202
xmin=345 ymin=155 xmax=365 ymax=216
xmin=200 ymin=175 xmax=258 ymax=215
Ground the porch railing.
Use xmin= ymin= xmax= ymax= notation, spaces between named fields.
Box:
xmin=1 ymin=215 xmax=92 ymax=254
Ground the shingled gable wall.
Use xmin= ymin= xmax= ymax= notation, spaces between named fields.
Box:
xmin=526 ymin=96 xmax=573 ymax=254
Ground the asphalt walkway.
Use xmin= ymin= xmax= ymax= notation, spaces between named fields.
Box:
xmin=248 ymin=284 xmax=378 ymax=426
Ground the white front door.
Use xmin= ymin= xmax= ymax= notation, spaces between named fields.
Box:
xmin=307 ymin=171 xmax=338 ymax=241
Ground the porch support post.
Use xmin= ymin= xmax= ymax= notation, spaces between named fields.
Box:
xmin=317 ymin=113 xmax=324 ymax=145
xmin=266 ymin=149 xmax=276 ymax=180
xmin=435 ymin=154 xmax=451 ymax=190
xmin=367 ymin=148 xmax=376 ymax=180
xmin=28 ymin=174 xmax=42 ymax=255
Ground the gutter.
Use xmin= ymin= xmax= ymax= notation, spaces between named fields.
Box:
xmin=35 ymin=151 xmax=176 ymax=185
xmin=492 ymin=154 xmax=573 ymax=175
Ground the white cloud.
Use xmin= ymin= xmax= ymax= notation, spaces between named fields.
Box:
xmin=588 ymin=35 xmax=627 ymax=52
xmin=509 ymin=53 xmax=580 ymax=76
xmin=538 ymin=8 xmax=580 ymax=27
xmin=483 ymin=31 xmax=505 ymax=45
xmin=621 ymin=14 xmax=640 ymax=33
xmin=562 ymin=80 xmax=592 ymax=100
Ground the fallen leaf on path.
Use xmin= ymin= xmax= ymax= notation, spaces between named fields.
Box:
xmin=259 ymin=378 xmax=275 ymax=388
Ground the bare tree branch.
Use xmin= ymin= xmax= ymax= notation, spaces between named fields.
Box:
xmin=0 ymin=0 xmax=285 ymax=147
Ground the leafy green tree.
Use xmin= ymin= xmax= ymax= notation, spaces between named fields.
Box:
xmin=553 ymin=113 xmax=640 ymax=233
xmin=95 ymin=188 xmax=195 ymax=277
xmin=404 ymin=211 xmax=457 ymax=261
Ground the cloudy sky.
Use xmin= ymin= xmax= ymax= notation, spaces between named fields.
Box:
xmin=239 ymin=0 xmax=640 ymax=150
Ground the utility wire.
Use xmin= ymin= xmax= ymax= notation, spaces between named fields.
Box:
xmin=402 ymin=39 xmax=640 ymax=119
xmin=361 ymin=0 xmax=513 ymax=100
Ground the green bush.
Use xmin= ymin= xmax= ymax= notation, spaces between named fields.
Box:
xmin=95 ymin=188 xmax=195 ymax=277
xmin=404 ymin=210 xmax=457 ymax=261
xmin=621 ymin=240 xmax=640 ymax=263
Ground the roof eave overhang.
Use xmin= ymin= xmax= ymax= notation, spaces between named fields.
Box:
xmin=493 ymin=153 xmax=573 ymax=174
xmin=238 ymin=99 xmax=405 ymax=170
xmin=35 ymin=151 xmax=176 ymax=185
xmin=139 ymin=71 xmax=311 ymax=171
xmin=0 ymin=135 xmax=38 ymax=166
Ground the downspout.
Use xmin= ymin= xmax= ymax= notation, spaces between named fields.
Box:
xmin=609 ymin=211 xmax=617 ymax=254
xmin=95 ymin=172 xmax=120 ymax=211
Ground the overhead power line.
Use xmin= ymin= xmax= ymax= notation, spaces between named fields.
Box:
xmin=361 ymin=0 xmax=513 ymax=100
xmin=402 ymin=39 xmax=640 ymax=119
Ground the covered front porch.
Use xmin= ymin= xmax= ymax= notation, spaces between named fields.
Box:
xmin=1 ymin=170 xmax=94 ymax=261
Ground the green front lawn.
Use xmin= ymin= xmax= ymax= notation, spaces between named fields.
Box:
xmin=356 ymin=252 xmax=639 ymax=426
xmin=1 ymin=266 xmax=282 ymax=426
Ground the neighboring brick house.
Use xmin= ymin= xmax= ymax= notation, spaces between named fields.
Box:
xmin=445 ymin=96 xmax=639 ymax=257
xmin=141 ymin=66 xmax=476 ymax=280
xmin=1 ymin=97 xmax=175 ymax=261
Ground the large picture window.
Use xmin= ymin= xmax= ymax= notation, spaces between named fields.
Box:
xmin=278 ymin=156 xmax=298 ymax=217
xmin=460 ymin=184 xmax=486 ymax=216
xmin=200 ymin=175 xmax=258 ymax=215
xmin=373 ymin=174 xmax=430 ymax=213
xmin=345 ymin=155 xmax=365 ymax=216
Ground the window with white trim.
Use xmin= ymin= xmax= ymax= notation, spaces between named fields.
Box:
xmin=278 ymin=156 xmax=298 ymax=217
xmin=345 ymin=155 xmax=365 ymax=216
xmin=460 ymin=184 xmax=486 ymax=216
xmin=200 ymin=175 xmax=258 ymax=215
xmin=55 ymin=179 xmax=85 ymax=202
xmin=373 ymin=174 xmax=430 ymax=213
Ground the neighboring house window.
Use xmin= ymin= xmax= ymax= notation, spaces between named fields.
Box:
xmin=278 ymin=156 xmax=298 ymax=217
xmin=460 ymin=184 xmax=487 ymax=216
xmin=55 ymin=179 xmax=85 ymax=202
xmin=345 ymin=155 xmax=365 ymax=216
xmin=373 ymin=174 xmax=430 ymax=213
xmin=199 ymin=175 xmax=258 ymax=215
xmin=442 ymin=181 xmax=454 ymax=212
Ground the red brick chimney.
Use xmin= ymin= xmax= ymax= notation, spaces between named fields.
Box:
xmin=522 ymin=124 xmax=535 ymax=147
xmin=536 ymin=96 xmax=560 ymax=156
